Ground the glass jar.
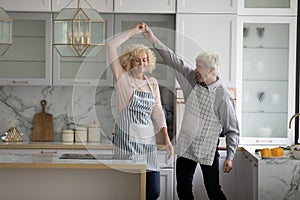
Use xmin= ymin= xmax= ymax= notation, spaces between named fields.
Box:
xmin=88 ymin=123 xmax=101 ymax=142
xmin=75 ymin=127 xmax=87 ymax=142
xmin=62 ymin=130 xmax=74 ymax=142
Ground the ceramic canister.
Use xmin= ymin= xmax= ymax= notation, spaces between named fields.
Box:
xmin=88 ymin=123 xmax=101 ymax=142
xmin=75 ymin=127 xmax=87 ymax=142
xmin=62 ymin=130 xmax=74 ymax=142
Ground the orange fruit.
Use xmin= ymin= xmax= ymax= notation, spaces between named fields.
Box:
xmin=261 ymin=148 xmax=271 ymax=157
xmin=271 ymin=147 xmax=284 ymax=157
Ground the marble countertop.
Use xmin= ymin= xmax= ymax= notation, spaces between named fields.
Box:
xmin=241 ymin=146 xmax=300 ymax=165
xmin=2 ymin=142 xmax=299 ymax=165
xmin=0 ymin=141 xmax=114 ymax=149
xmin=0 ymin=141 xmax=168 ymax=150
xmin=0 ymin=151 xmax=147 ymax=169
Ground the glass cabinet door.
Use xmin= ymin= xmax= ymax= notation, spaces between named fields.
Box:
xmin=52 ymin=14 xmax=113 ymax=86
xmin=238 ymin=0 xmax=297 ymax=15
xmin=237 ymin=16 xmax=297 ymax=145
xmin=0 ymin=13 xmax=52 ymax=86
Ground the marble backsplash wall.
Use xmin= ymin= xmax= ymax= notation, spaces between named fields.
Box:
xmin=0 ymin=86 xmax=115 ymax=142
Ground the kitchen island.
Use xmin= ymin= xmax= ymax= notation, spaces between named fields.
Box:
xmin=239 ymin=147 xmax=300 ymax=200
xmin=0 ymin=141 xmax=173 ymax=200
xmin=0 ymin=147 xmax=146 ymax=200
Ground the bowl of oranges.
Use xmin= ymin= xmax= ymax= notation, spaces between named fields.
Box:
xmin=260 ymin=147 xmax=287 ymax=159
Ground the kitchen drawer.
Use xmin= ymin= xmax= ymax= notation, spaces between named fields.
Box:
xmin=52 ymin=0 xmax=113 ymax=12
xmin=0 ymin=0 xmax=51 ymax=12
xmin=177 ymin=0 xmax=237 ymax=14
xmin=114 ymin=0 xmax=176 ymax=13
xmin=0 ymin=148 xmax=113 ymax=155
xmin=158 ymin=150 xmax=174 ymax=168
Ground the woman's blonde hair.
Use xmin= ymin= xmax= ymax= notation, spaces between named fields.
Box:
xmin=119 ymin=44 xmax=156 ymax=73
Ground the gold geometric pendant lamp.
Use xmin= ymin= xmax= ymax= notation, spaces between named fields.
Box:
xmin=0 ymin=7 xmax=12 ymax=56
xmin=53 ymin=0 xmax=106 ymax=57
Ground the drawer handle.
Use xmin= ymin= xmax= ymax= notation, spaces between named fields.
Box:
xmin=40 ymin=151 xmax=58 ymax=154
xmin=12 ymin=80 xmax=30 ymax=84
xmin=256 ymin=139 xmax=272 ymax=143
xmin=75 ymin=81 xmax=91 ymax=85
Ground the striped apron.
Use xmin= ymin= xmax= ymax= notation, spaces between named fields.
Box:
xmin=113 ymin=75 xmax=159 ymax=171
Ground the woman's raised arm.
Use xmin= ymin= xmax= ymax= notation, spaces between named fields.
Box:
xmin=107 ymin=25 xmax=142 ymax=81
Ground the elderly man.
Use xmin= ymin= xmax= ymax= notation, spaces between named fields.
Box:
xmin=140 ymin=22 xmax=240 ymax=200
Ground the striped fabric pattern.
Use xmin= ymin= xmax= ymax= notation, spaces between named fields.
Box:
xmin=114 ymin=77 xmax=159 ymax=171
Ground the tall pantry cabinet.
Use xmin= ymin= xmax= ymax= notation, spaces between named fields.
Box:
xmin=175 ymin=1 xmax=238 ymax=200
xmin=236 ymin=0 xmax=298 ymax=145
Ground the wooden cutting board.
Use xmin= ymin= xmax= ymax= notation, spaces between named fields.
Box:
xmin=32 ymin=100 xmax=54 ymax=142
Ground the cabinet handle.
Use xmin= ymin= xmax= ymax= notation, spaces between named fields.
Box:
xmin=75 ymin=81 xmax=91 ymax=85
xmin=256 ymin=139 xmax=272 ymax=143
xmin=12 ymin=80 xmax=30 ymax=84
xmin=40 ymin=151 xmax=58 ymax=154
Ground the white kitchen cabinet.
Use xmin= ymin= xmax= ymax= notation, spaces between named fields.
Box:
xmin=114 ymin=0 xmax=176 ymax=13
xmin=219 ymin=151 xmax=236 ymax=199
xmin=238 ymin=0 xmax=297 ymax=16
xmin=51 ymin=0 xmax=113 ymax=12
xmin=236 ymin=16 xmax=297 ymax=145
xmin=0 ymin=0 xmax=51 ymax=12
xmin=176 ymin=14 xmax=237 ymax=88
xmin=52 ymin=14 xmax=113 ymax=86
xmin=235 ymin=150 xmax=258 ymax=200
xmin=158 ymin=150 xmax=174 ymax=200
xmin=114 ymin=14 xmax=176 ymax=89
xmin=159 ymin=168 xmax=173 ymax=200
xmin=0 ymin=12 xmax=52 ymax=86
xmin=177 ymin=0 xmax=237 ymax=14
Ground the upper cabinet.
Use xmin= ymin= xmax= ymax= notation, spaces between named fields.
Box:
xmin=236 ymin=16 xmax=297 ymax=145
xmin=0 ymin=12 xmax=52 ymax=86
xmin=51 ymin=0 xmax=113 ymax=12
xmin=0 ymin=0 xmax=51 ymax=12
xmin=114 ymin=0 xmax=176 ymax=13
xmin=238 ymin=0 xmax=298 ymax=16
xmin=52 ymin=14 xmax=113 ymax=86
xmin=177 ymin=0 xmax=237 ymax=14
xmin=176 ymin=14 xmax=237 ymax=88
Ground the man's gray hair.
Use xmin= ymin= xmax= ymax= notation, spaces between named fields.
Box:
xmin=195 ymin=52 xmax=220 ymax=76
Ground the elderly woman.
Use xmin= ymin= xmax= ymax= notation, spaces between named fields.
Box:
xmin=107 ymin=24 xmax=173 ymax=200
